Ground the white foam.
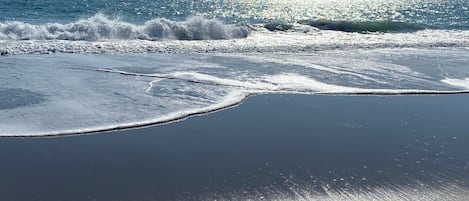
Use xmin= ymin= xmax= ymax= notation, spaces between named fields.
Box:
xmin=0 ymin=14 xmax=250 ymax=41
xmin=1 ymin=90 xmax=247 ymax=137
xmin=98 ymin=69 xmax=275 ymax=91
xmin=1 ymin=28 xmax=468 ymax=55
xmin=101 ymin=68 xmax=469 ymax=95
xmin=264 ymin=73 xmax=357 ymax=92
xmin=263 ymin=73 xmax=469 ymax=95
xmin=442 ymin=78 xmax=469 ymax=90
xmin=241 ymin=55 xmax=380 ymax=83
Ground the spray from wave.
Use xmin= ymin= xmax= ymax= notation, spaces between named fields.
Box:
xmin=0 ymin=14 xmax=250 ymax=41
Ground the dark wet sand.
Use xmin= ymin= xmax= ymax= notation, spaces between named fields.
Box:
xmin=1 ymin=94 xmax=469 ymax=201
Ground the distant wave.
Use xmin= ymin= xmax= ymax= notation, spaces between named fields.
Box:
xmin=298 ymin=20 xmax=429 ymax=33
xmin=0 ymin=14 xmax=250 ymax=41
xmin=262 ymin=20 xmax=429 ymax=33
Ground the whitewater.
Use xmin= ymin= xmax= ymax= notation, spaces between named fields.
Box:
xmin=0 ymin=14 xmax=468 ymax=55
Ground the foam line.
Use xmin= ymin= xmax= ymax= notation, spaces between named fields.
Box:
xmin=101 ymin=69 xmax=469 ymax=96
xmin=442 ymin=78 xmax=469 ymax=90
xmin=241 ymin=55 xmax=380 ymax=83
xmin=318 ymin=89 xmax=469 ymax=95
xmin=1 ymin=90 xmax=248 ymax=137
xmin=145 ymin=79 xmax=163 ymax=93
xmin=97 ymin=68 xmax=276 ymax=90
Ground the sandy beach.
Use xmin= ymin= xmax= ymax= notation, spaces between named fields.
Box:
xmin=1 ymin=94 xmax=469 ymax=200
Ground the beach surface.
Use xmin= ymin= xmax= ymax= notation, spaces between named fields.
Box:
xmin=1 ymin=94 xmax=469 ymax=201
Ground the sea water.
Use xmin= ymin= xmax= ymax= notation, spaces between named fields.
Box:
xmin=0 ymin=0 xmax=469 ymax=200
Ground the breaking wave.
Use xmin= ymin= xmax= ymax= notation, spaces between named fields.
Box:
xmin=0 ymin=14 xmax=250 ymax=41
xmin=0 ymin=14 xmax=446 ymax=43
xmin=1 ymin=14 xmax=468 ymax=56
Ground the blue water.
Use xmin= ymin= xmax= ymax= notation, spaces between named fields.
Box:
xmin=1 ymin=0 xmax=468 ymax=28
xmin=1 ymin=0 xmax=469 ymax=41
xmin=0 ymin=0 xmax=467 ymax=50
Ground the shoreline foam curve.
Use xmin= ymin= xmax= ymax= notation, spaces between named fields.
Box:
xmin=0 ymin=90 xmax=248 ymax=138
xmin=3 ymin=89 xmax=469 ymax=138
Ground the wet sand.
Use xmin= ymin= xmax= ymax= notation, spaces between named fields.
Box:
xmin=1 ymin=94 xmax=469 ymax=201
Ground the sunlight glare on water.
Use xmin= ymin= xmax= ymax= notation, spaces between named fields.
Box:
xmin=2 ymin=0 xmax=466 ymax=27
xmin=202 ymin=0 xmax=467 ymax=27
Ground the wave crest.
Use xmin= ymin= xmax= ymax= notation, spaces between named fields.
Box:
xmin=297 ymin=20 xmax=428 ymax=33
xmin=0 ymin=14 xmax=251 ymax=41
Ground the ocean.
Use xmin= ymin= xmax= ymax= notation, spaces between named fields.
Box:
xmin=1 ymin=0 xmax=469 ymax=200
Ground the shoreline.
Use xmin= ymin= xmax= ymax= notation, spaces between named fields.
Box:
xmin=0 ymin=94 xmax=248 ymax=139
xmin=3 ymin=91 xmax=469 ymax=138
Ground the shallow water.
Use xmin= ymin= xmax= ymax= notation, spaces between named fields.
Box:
xmin=1 ymin=48 xmax=469 ymax=136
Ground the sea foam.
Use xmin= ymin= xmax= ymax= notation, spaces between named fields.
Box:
xmin=1 ymin=29 xmax=467 ymax=56
xmin=442 ymin=78 xmax=469 ymax=90
xmin=0 ymin=14 xmax=250 ymax=41
xmin=1 ymin=14 xmax=468 ymax=56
